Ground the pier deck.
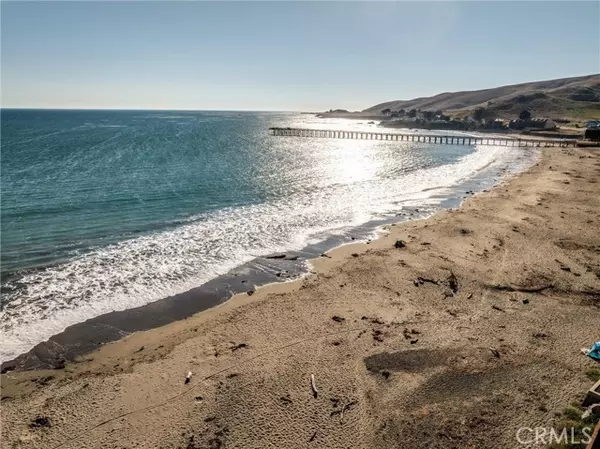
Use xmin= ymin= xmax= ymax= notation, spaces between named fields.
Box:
xmin=269 ymin=127 xmax=575 ymax=147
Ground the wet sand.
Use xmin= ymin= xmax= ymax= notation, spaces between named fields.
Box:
xmin=2 ymin=147 xmax=600 ymax=449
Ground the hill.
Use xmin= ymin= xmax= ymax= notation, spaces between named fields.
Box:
xmin=362 ymin=74 xmax=600 ymax=120
xmin=320 ymin=74 xmax=600 ymax=122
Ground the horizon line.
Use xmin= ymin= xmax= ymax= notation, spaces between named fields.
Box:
xmin=0 ymin=107 xmax=319 ymax=113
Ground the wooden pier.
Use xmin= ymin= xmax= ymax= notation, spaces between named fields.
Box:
xmin=269 ymin=127 xmax=574 ymax=147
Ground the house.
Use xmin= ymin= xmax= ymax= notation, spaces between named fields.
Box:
xmin=509 ymin=118 xmax=556 ymax=130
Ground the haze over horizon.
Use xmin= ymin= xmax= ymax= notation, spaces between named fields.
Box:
xmin=2 ymin=1 xmax=599 ymax=111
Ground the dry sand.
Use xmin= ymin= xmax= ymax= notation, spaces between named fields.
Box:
xmin=2 ymin=147 xmax=600 ymax=449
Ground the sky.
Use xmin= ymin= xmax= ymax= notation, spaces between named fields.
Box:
xmin=1 ymin=1 xmax=599 ymax=111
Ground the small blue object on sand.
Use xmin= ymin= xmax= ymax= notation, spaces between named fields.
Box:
xmin=587 ymin=341 xmax=600 ymax=362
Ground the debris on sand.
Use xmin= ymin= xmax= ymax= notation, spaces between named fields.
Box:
xmin=403 ymin=328 xmax=420 ymax=340
xmin=185 ymin=371 xmax=193 ymax=384
xmin=372 ymin=329 xmax=384 ymax=342
xmin=330 ymin=400 xmax=359 ymax=421
xmin=582 ymin=341 xmax=600 ymax=362
xmin=413 ymin=276 xmax=439 ymax=287
xmin=447 ymin=272 xmax=459 ymax=294
xmin=395 ymin=240 xmax=407 ymax=249
xmin=230 ymin=343 xmax=248 ymax=352
xmin=361 ymin=316 xmax=384 ymax=325
xmin=279 ymin=395 xmax=293 ymax=405
xmin=331 ymin=316 xmax=345 ymax=323
xmin=29 ymin=416 xmax=51 ymax=429
xmin=310 ymin=374 xmax=318 ymax=398
xmin=489 ymin=283 xmax=553 ymax=293
xmin=489 ymin=348 xmax=501 ymax=359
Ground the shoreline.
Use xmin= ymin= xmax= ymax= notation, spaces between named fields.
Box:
xmin=2 ymin=146 xmax=599 ymax=449
xmin=1 ymin=145 xmax=535 ymax=372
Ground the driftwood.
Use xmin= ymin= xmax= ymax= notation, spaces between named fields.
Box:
xmin=330 ymin=400 xmax=359 ymax=421
xmin=488 ymin=283 xmax=553 ymax=293
xmin=310 ymin=374 xmax=318 ymax=398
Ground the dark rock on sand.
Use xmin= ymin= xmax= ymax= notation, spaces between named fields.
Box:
xmin=30 ymin=416 xmax=51 ymax=429
xmin=395 ymin=240 xmax=407 ymax=248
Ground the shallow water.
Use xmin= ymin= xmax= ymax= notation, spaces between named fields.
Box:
xmin=1 ymin=109 xmax=535 ymax=361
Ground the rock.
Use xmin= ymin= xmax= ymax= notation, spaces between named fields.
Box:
xmin=29 ymin=416 xmax=51 ymax=429
xmin=247 ymin=290 xmax=255 ymax=296
xmin=331 ymin=316 xmax=345 ymax=323
xmin=394 ymin=240 xmax=406 ymax=249
xmin=265 ymin=254 xmax=286 ymax=259
xmin=54 ymin=358 xmax=66 ymax=370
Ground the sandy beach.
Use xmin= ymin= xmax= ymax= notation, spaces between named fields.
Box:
xmin=2 ymin=146 xmax=599 ymax=448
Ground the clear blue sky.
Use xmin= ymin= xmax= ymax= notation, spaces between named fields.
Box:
xmin=2 ymin=1 xmax=599 ymax=111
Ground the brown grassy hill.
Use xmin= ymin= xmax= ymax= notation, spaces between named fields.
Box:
xmin=363 ymin=74 xmax=600 ymax=120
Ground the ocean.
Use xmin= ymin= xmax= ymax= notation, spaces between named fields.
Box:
xmin=0 ymin=109 xmax=536 ymax=362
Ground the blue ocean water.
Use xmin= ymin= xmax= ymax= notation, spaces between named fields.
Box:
xmin=0 ymin=109 xmax=533 ymax=360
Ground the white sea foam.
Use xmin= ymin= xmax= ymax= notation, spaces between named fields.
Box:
xmin=0 ymin=140 xmax=537 ymax=362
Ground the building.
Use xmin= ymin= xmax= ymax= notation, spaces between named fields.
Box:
xmin=509 ymin=118 xmax=556 ymax=130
